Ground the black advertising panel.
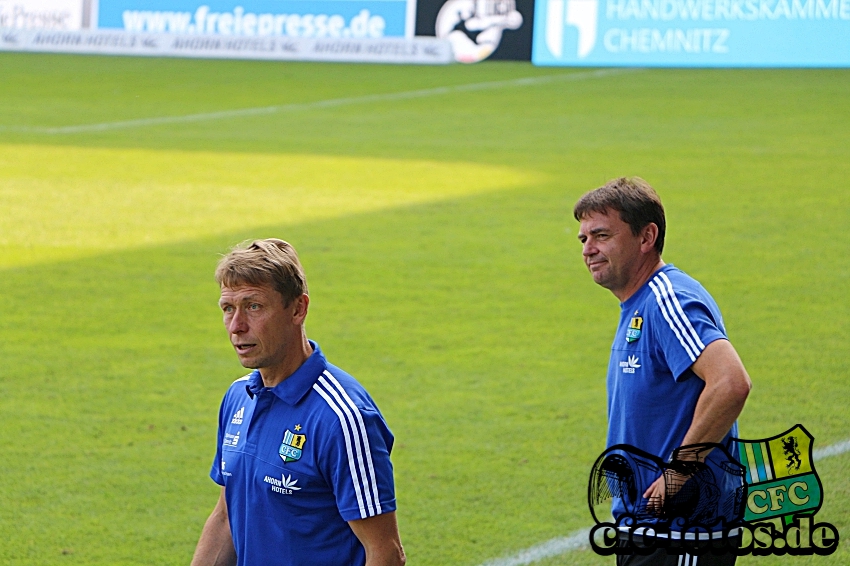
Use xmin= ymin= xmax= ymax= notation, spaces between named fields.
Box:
xmin=416 ymin=0 xmax=534 ymax=62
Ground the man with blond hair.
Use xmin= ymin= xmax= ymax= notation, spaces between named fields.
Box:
xmin=191 ymin=238 xmax=405 ymax=566
xmin=575 ymin=178 xmax=751 ymax=565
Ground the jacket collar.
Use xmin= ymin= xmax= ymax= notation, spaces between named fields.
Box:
xmin=246 ymin=340 xmax=327 ymax=405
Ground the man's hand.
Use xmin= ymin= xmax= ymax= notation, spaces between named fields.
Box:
xmin=642 ymin=474 xmax=667 ymax=513
xmin=642 ymin=468 xmax=695 ymax=514
xmin=348 ymin=512 xmax=406 ymax=566
xmin=191 ymin=488 xmax=236 ymax=566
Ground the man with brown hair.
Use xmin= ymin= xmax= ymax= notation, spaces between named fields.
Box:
xmin=575 ymin=178 xmax=751 ymax=565
xmin=191 ymin=239 xmax=405 ymax=566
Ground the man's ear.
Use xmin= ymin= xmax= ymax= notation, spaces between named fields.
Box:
xmin=640 ymin=223 xmax=659 ymax=254
xmin=291 ymin=294 xmax=310 ymax=323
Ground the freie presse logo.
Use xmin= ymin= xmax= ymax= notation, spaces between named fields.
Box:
xmin=588 ymin=425 xmax=839 ymax=556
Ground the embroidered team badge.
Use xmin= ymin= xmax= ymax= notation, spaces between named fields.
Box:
xmin=626 ymin=312 xmax=643 ymax=343
xmin=279 ymin=429 xmax=307 ymax=463
xmin=734 ymin=424 xmax=823 ymax=525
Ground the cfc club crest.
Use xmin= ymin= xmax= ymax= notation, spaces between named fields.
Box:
xmin=626 ymin=313 xmax=643 ymax=343
xmin=279 ymin=429 xmax=306 ymax=463
xmin=587 ymin=424 xmax=838 ymax=557
xmin=734 ymin=424 xmax=823 ymax=525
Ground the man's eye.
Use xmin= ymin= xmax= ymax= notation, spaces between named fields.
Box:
xmin=249 ymin=304 xmax=260 ymax=310
xmin=223 ymin=306 xmax=234 ymax=313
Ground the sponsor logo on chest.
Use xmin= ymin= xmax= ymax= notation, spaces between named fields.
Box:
xmin=619 ymin=355 xmax=641 ymax=374
xmin=264 ymin=473 xmax=302 ymax=495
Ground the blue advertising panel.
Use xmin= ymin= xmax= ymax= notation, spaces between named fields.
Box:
xmin=97 ymin=0 xmax=413 ymax=38
xmin=532 ymin=0 xmax=850 ymax=66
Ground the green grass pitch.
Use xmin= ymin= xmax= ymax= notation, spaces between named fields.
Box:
xmin=0 ymin=53 xmax=848 ymax=565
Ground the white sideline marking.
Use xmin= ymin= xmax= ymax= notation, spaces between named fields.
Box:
xmin=478 ymin=529 xmax=590 ymax=566
xmin=814 ymin=438 xmax=850 ymax=461
xmin=1 ymin=68 xmax=642 ymax=135
xmin=478 ymin=436 xmax=850 ymax=566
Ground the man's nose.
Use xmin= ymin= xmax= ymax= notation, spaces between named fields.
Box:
xmin=227 ymin=309 xmax=248 ymax=334
xmin=583 ymin=239 xmax=597 ymax=257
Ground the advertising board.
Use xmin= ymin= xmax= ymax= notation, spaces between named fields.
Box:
xmin=0 ymin=0 xmax=95 ymax=30
xmin=532 ymin=0 xmax=850 ymax=66
xmin=0 ymin=0 xmax=454 ymax=63
xmin=96 ymin=0 xmax=415 ymax=39
xmin=415 ymin=0 xmax=535 ymax=62
xmin=0 ymin=27 xmax=452 ymax=63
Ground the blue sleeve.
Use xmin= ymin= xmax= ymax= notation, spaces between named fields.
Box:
xmin=320 ymin=406 xmax=397 ymax=522
xmin=209 ymin=395 xmax=227 ymax=486
xmin=648 ymin=280 xmax=727 ymax=381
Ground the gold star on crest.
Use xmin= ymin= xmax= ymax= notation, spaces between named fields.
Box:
xmin=294 ymin=424 xmax=302 ymax=431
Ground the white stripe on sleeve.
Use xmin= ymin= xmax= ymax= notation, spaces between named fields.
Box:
xmin=312 ymin=382 xmax=368 ymax=519
xmin=649 ymin=279 xmax=698 ymax=362
xmin=323 ymin=371 xmax=383 ymax=515
xmin=317 ymin=374 xmax=377 ymax=516
xmin=658 ymin=271 xmax=707 ymax=351
xmin=653 ymin=275 xmax=702 ymax=357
